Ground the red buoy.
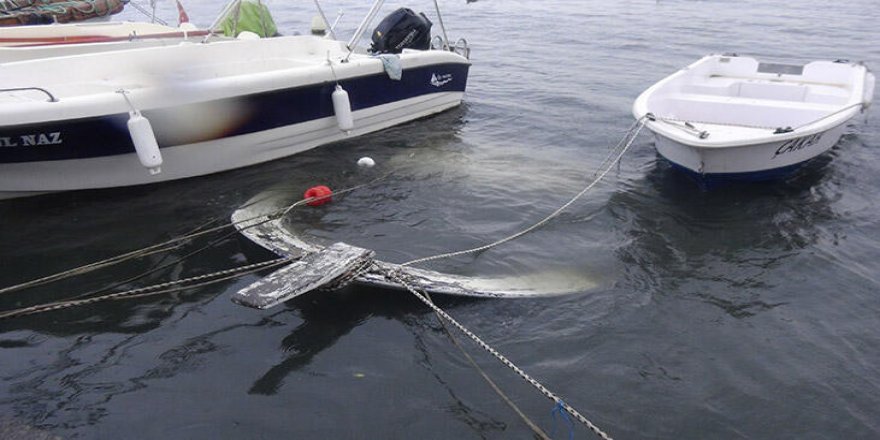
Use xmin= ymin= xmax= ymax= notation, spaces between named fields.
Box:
xmin=304 ymin=185 xmax=333 ymax=206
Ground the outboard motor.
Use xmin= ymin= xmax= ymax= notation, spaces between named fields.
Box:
xmin=370 ymin=8 xmax=432 ymax=54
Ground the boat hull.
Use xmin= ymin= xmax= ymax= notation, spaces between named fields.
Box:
xmin=650 ymin=120 xmax=848 ymax=187
xmin=0 ymin=49 xmax=470 ymax=198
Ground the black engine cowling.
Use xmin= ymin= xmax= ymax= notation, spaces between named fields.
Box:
xmin=370 ymin=8 xmax=433 ymax=54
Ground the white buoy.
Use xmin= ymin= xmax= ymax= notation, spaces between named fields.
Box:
xmin=332 ymin=85 xmax=354 ymax=132
xmin=357 ymin=157 xmax=375 ymax=168
xmin=127 ymin=111 xmax=163 ymax=175
xmin=237 ymin=30 xmax=260 ymax=40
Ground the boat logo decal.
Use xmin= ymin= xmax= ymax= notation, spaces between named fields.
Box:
xmin=430 ymin=73 xmax=453 ymax=87
xmin=773 ymin=133 xmax=822 ymax=158
xmin=0 ymin=132 xmax=63 ymax=148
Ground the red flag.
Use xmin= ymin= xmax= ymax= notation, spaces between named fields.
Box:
xmin=176 ymin=0 xmax=189 ymax=24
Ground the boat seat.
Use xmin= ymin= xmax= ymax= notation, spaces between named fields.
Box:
xmin=682 ymin=78 xmax=851 ymax=105
xmin=654 ymin=93 xmax=843 ymax=128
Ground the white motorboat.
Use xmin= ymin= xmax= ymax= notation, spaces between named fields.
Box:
xmin=633 ymin=54 xmax=874 ymax=187
xmin=0 ymin=1 xmax=470 ymax=199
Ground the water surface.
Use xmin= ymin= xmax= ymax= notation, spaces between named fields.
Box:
xmin=2 ymin=0 xmax=879 ymax=438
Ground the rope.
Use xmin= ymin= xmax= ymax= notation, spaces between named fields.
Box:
xmin=402 ymin=117 xmax=648 ymax=267
xmin=0 ymin=257 xmax=291 ymax=321
xmin=67 ymin=225 xmax=242 ymax=301
xmin=552 ymin=400 xmax=576 ymax=440
xmin=421 ymin=285 xmax=551 ymax=439
xmin=445 ymin=322 xmax=551 ymax=440
xmin=0 ymin=173 xmax=392 ymax=298
xmin=380 ymin=266 xmax=613 ymax=439
xmin=126 ymin=0 xmax=168 ymax=25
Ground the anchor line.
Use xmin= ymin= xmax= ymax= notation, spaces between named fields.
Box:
xmin=379 ymin=266 xmax=613 ymax=440
xmin=68 ymin=221 xmax=248 ymax=301
xmin=401 ymin=116 xmax=648 ymax=267
xmin=0 ymin=257 xmax=292 ymax=321
xmin=416 ymin=281 xmax=552 ymax=440
xmin=0 ymin=173 xmax=392 ymax=298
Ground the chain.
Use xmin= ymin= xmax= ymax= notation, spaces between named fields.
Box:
xmin=380 ymin=266 xmax=613 ymax=440
xmin=318 ymin=255 xmax=375 ymax=291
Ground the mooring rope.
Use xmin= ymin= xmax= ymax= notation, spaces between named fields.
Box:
xmin=0 ymin=257 xmax=291 ymax=321
xmin=0 ymin=173 xmax=392 ymax=298
xmin=380 ymin=266 xmax=613 ymax=440
xmin=402 ymin=116 xmax=648 ymax=267
xmin=442 ymin=318 xmax=551 ymax=440
xmin=407 ymin=279 xmax=552 ymax=440
xmin=0 ymin=223 xmax=235 ymax=296
xmin=375 ymin=122 xmax=652 ymax=438
xmin=67 ymin=225 xmax=246 ymax=301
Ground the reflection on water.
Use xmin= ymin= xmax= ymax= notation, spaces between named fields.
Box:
xmin=609 ymin=149 xmax=841 ymax=318
xmin=247 ymin=292 xmax=381 ymax=396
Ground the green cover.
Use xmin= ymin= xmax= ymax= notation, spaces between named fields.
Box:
xmin=220 ymin=0 xmax=278 ymax=38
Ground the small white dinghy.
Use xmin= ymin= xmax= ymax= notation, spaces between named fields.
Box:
xmin=633 ymin=54 xmax=874 ymax=187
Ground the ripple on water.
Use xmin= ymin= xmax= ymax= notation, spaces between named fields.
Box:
xmin=1 ymin=0 xmax=879 ymax=438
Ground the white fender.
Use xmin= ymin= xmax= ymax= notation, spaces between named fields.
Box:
xmin=127 ymin=112 xmax=163 ymax=175
xmin=332 ymin=85 xmax=354 ymax=131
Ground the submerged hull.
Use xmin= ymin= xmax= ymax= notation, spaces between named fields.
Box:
xmin=0 ymin=36 xmax=470 ymax=198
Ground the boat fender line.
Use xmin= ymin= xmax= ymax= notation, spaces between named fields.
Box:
xmin=332 ymin=85 xmax=354 ymax=132
xmin=326 ymin=55 xmax=354 ymax=132
xmin=117 ymin=90 xmax=162 ymax=175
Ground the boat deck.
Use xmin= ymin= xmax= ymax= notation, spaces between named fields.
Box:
xmin=648 ymin=73 xmax=855 ymax=142
xmin=686 ymin=74 xmax=851 ymax=105
xmin=0 ymin=36 xmax=352 ymax=105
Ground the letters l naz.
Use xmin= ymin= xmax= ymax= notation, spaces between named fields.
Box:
xmin=0 ymin=132 xmax=63 ymax=148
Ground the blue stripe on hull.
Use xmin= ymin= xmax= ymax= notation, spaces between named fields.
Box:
xmin=0 ymin=62 xmax=469 ymax=164
xmin=665 ymin=158 xmax=808 ymax=190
